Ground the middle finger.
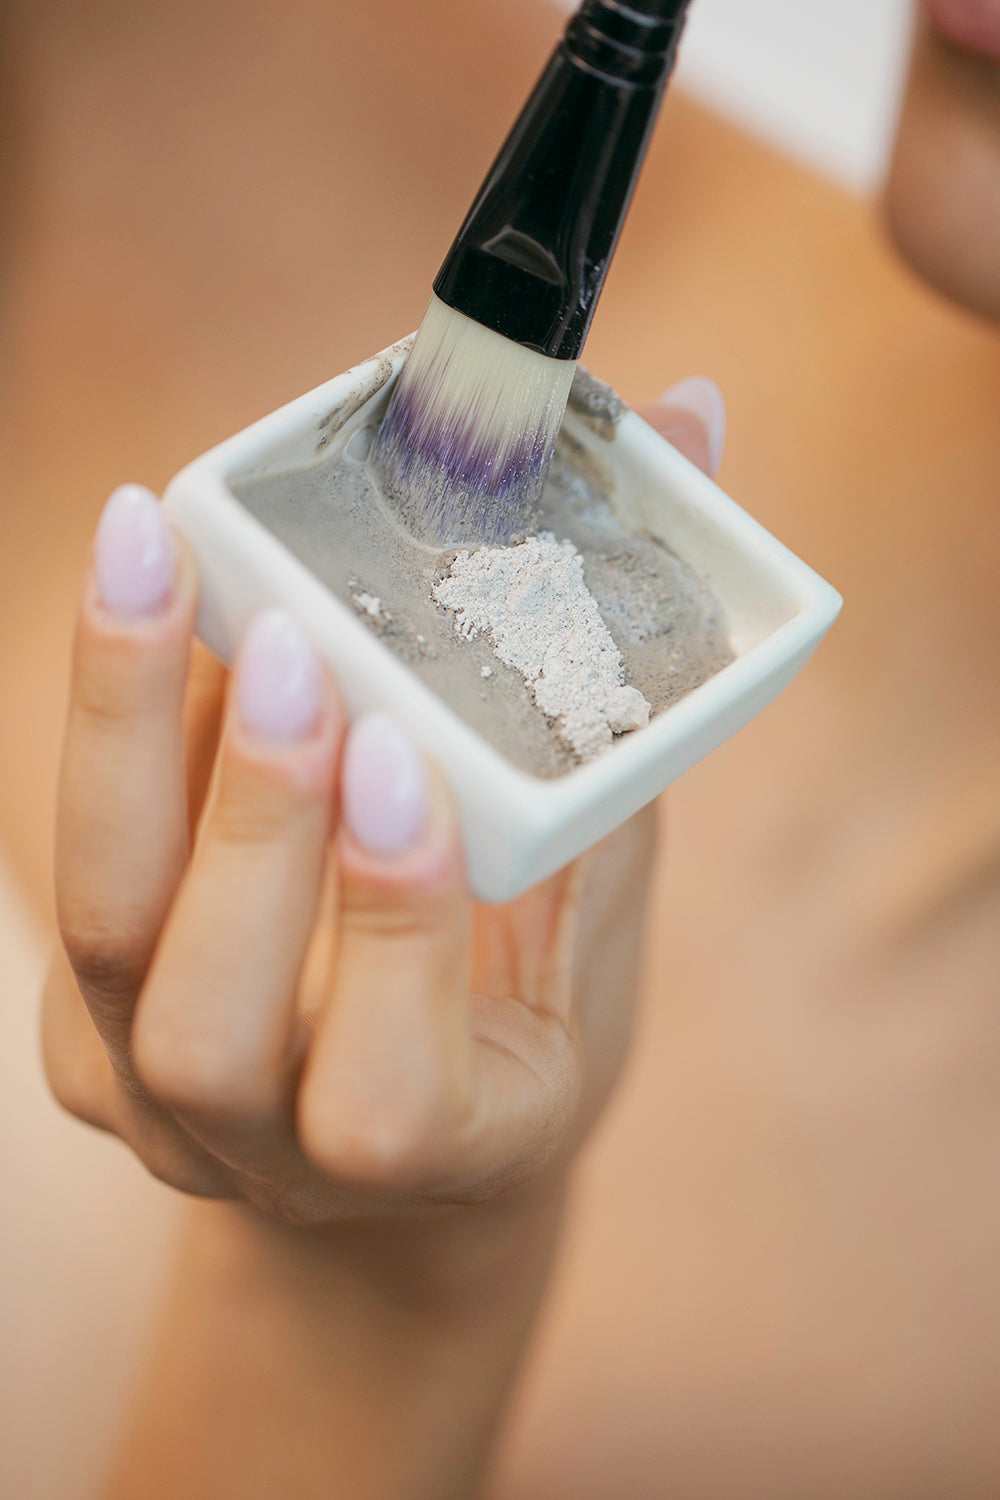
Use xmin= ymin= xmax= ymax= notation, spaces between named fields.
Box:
xmin=132 ymin=610 xmax=343 ymax=1159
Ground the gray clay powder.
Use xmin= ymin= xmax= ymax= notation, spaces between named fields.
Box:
xmin=433 ymin=534 xmax=650 ymax=762
xmin=235 ymin=420 xmax=734 ymax=779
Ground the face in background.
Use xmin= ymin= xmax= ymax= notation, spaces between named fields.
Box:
xmin=886 ymin=1 xmax=1000 ymax=322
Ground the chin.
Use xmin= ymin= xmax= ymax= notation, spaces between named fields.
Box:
xmin=884 ymin=24 xmax=1000 ymax=324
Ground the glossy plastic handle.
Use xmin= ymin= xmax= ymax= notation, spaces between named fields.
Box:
xmin=433 ymin=0 xmax=692 ymax=358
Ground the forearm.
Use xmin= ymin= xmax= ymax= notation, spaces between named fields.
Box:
xmin=104 ymin=1186 xmax=565 ymax=1500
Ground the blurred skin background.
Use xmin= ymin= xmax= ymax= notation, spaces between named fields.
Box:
xmin=1 ymin=1 xmax=999 ymax=1497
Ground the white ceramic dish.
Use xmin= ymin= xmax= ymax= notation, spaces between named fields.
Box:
xmin=163 ymin=340 xmax=842 ymax=902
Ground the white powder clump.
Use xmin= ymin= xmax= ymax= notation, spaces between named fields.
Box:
xmin=433 ymin=532 xmax=651 ymax=761
xmin=350 ymin=586 xmax=392 ymax=625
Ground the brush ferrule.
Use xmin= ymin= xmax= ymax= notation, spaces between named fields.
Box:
xmin=432 ymin=0 xmax=691 ymax=361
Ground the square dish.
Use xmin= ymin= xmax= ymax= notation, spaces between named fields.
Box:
xmin=163 ymin=341 xmax=842 ymax=902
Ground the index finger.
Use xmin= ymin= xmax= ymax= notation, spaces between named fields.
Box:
xmin=55 ymin=486 xmax=195 ymax=1074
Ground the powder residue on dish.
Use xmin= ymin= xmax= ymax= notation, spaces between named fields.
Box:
xmin=234 ymin=409 xmax=734 ymax=780
xmin=433 ymin=533 xmax=649 ymax=762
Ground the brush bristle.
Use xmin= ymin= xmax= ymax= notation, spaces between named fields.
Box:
xmin=372 ymin=295 xmax=577 ymax=547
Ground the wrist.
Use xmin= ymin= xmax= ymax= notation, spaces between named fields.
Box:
xmin=214 ymin=1172 xmax=569 ymax=1320
xmin=107 ymin=1183 xmax=568 ymax=1500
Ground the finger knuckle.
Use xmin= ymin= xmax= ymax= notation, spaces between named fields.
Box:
xmin=339 ymin=834 xmax=462 ymax=937
xmin=133 ymin=1026 xmax=272 ymax=1124
xmin=59 ymin=908 xmax=145 ymax=1005
xmin=297 ymin=1090 xmax=444 ymax=1194
xmin=73 ymin=661 xmax=138 ymax=730
xmin=208 ymin=757 xmax=325 ymax=851
xmin=340 ymin=906 xmax=440 ymax=944
xmin=340 ymin=882 xmax=461 ymax=943
xmin=136 ymin=1136 xmax=234 ymax=1199
xmin=73 ymin=634 xmax=171 ymax=727
xmin=209 ymin=790 xmax=298 ymax=849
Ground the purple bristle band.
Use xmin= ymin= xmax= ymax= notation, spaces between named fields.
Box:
xmin=371 ymin=299 xmax=576 ymax=548
xmin=375 ymin=387 xmax=553 ymax=546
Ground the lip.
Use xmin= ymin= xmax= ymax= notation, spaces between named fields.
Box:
xmin=923 ymin=0 xmax=1000 ymax=58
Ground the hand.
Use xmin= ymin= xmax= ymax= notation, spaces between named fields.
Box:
xmin=42 ymin=380 xmax=726 ymax=1226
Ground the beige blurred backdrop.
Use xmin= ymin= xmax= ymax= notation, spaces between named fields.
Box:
xmin=3 ymin=3 xmax=999 ymax=1498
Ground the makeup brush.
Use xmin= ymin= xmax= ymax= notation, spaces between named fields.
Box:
xmin=373 ymin=0 xmax=693 ymax=547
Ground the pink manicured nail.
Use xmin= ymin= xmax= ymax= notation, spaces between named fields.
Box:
xmin=658 ymin=376 xmax=727 ymax=478
xmin=237 ymin=609 xmax=321 ymax=742
xmin=94 ymin=484 xmax=175 ymax=617
xmin=343 ymin=713 xmax=428 ymax=857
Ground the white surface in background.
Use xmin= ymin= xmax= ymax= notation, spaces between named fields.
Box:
xmin=550 ymin=0 xmax=915 ymax=191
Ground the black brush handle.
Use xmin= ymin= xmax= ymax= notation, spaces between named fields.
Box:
xmin=433 ymin=0 xmax=692 ymax=360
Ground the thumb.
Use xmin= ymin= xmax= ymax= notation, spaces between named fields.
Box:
xmin=637 ymin=376 xmax=727 ymax=479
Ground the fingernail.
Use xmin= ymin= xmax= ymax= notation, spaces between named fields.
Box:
xmin=343 ymin=713 xmax=428 ymax=857
xmin=95 ymin=484 xmax=175 ymax=617
xmin=657 ymin=377 xmax=727 ymax=478
xmin=237 ymin=609 xmax=321 ymax=742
